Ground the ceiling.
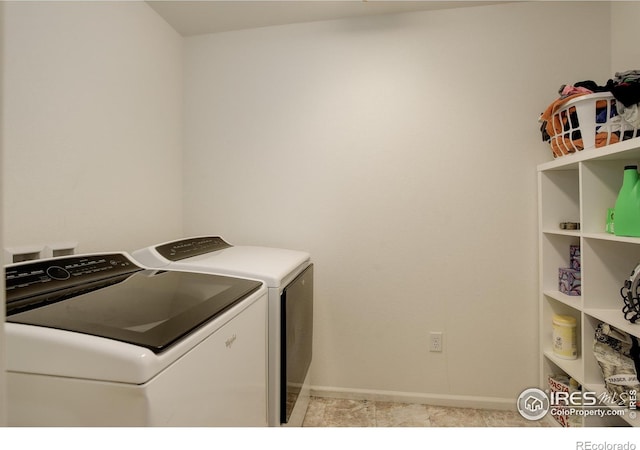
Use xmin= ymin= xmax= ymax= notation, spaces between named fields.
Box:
xmin=146 ymin=1 xmax=507 ymax=36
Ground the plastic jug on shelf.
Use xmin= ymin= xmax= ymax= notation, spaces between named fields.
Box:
xmin=614 ymin=165 xmax=640 ymax=237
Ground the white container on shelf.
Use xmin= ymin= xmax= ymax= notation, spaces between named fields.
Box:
xmin=553 ymin=314 xmax=577 ymax=360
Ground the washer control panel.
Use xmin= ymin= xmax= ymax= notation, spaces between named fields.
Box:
xmin=155 ymin=236 xmax=232 ymax=261
xmin=5 ymin=253 xmax=142 ymax=314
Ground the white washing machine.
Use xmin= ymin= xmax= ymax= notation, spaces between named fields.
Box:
xmin=4 ymin=252 xmax=268 ymax=426
xmin=132 ymin=236 xmax=313 ymax=427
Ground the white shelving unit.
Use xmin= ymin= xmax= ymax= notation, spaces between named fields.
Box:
xmin=538 ymin=138 xmax=640 ymax=427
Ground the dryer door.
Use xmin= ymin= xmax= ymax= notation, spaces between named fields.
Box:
xmin=280 ymin=264 xmax=313 ymax=424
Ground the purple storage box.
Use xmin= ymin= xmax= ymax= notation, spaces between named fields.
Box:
xmin=559 ymin=268 xmax=581 ymax=296
xmin=570 ymin=245 xmax=580 ymax=271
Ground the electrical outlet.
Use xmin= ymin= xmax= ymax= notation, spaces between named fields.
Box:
xmin=429 ymin=332 xmax=443 ymax=352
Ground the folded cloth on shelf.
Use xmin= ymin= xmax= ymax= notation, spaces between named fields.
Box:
xmin=560 ymin=84 xmax=593 ymax=97
xmin=615 ymin=70 xmax=640 ymax=84
xmin=574 ymin=79 xmax=611 ymax=92
xmin=558 ymin=80 xmax=611 ymax=98
xmin=606 ymin=70 xmax=640 ymax=108
xmin=611 ymin=83 xmax=640 ymax=108
xmin=618 ymin=102 xmax=640 ymax=128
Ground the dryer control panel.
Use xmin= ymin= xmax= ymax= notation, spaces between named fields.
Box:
xmin=155 ymin=236 xmax=232 ymax=261
xmin=5 ymin=253 xmax=143 ymax=314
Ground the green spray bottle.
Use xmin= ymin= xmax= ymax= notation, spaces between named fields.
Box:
xmin=614 ymin=165 xmax=640 ymax=237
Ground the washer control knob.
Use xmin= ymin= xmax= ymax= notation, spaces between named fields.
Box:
xmin=46 ymin=266 xmax=70 ymax=280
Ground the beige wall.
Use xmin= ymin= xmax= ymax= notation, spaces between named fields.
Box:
xmin=2 ymin=1 xmax=184 ymax=254
xmin=183 ymin=1 xmax=611 ymax=405
xmin=611 ymin=1 xmax=640 ymax=72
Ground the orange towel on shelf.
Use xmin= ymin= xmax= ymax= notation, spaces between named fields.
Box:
xmin=550 ymin=134 xmax=582 ymax=157
xmin=550 ymin=132 xmax=620 ymax=158
xmin=596 ymin=131 xmax=620 ymax=147
xmin=540 ymin=93 xmax=591 ymax=140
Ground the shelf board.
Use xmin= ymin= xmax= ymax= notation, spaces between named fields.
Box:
xmin=538 ymin=137 xmax=640 ymax=172
xmin=544 ymin=290 xmax=582 ymax=310
xmin=543 ymin=350 xmax=584 ymax=384
xmin=582 ymin=232 xmax=640 ymax=244
xmin=584 ymin=308 xmax=640 ymax=337
xmin=541 ymin=231 xmax=640 ymax=244
xmin=542 ymin=229 xmax=581 ymax=238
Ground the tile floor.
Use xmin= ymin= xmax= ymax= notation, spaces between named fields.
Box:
xmin=302 ymin=396 xmax=556 ymax=427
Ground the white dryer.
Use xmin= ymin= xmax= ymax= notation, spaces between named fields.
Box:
xmin=132 ymin=236 xmax=313 ymax=427
xmin=4 ymin=252 xmax=268 ymax=426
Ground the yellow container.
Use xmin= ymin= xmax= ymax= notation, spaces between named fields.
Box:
xmin=553 ymin=314 xmax=577 ymax=359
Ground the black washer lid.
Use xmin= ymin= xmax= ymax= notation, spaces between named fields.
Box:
xmin=7 ymin=263 xmax=262 ymax=353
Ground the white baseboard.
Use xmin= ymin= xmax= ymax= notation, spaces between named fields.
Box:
xmin=310 ymin=385 xmax=516 ymax=411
